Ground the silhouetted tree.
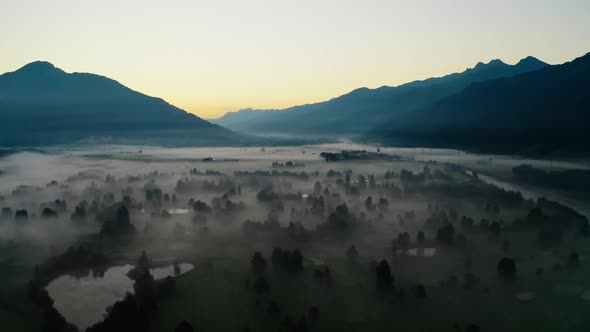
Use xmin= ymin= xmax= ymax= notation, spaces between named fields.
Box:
xmin=436 ymin=224 xmax=455 ymax=244
xmin=489 ymin=221 xmax=501 ymax=241
xmin=297 ymin=315 xmax=309 ymax=332
xmin=417 ymin=231 xmax=425 ymax=244
xmin=375 ymin=260 xmax=394 ymax=293
xmin=253 ymin=277 xmax=269 ymax=295
xmin=157 ymin=276 xmax=176 ymax=299
xmin=15 ymin=209 xmax=28 ymax=220
xmin=497 ymin=257 xmax=516 ymax=281
xmin=251 ymin=252 xmax=267 ymax=275
xmin=42 ymin=306 xmax=78 ymax=332
xmin=138 ymin=250 xmax=150 ymax=271
xmin=291 ymin=249 xmax=304 ymax=275
xmin=568 ymin=251 xmax=580 ymax=268
xmin=308 ymin=305 xmax=319 ymax=323
xmin=346 ymin=245 xmax=359 ymax=260
xmin=414 ymin=284 xmax=427 ymax=299
xmin=378 ymin=198 xmax=389 ymax=212
xmin=41 ymin=207 xmax=58 ymax=218
xmin=267 ymin=301 xmax=281 ymax=318
xmin=314 ymin=181 xmax=322 ymax=194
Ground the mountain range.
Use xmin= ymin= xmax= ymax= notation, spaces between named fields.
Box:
xmin=0 ymin=62 xmax=237 ymax=146
xmin=1 ymin=53 xmax=588 ymax=155
xmin=367 ymin=52 xmax=590 ymax=154
xmin=212 ymin=56 xmax=549 ymax=136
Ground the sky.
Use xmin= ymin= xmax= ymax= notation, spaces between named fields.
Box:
xmin=1 ymin=0 xmax=589 ymax=119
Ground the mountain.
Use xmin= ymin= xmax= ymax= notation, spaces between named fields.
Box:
xmin=368 ymin=52 xmax=590 ymax=155
xmin=212 ymin=56 xmax=548 ymax=135
xmin=0 ymin=61 xmax=237 ymax=146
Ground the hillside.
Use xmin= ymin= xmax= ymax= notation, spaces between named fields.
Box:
xmin=368 ymin=53 xmax=590 ymax=155
xmin=0 ymin=62 xmax=238 ymax=146
xmin=212 ymin=56 xmax=548 ymax=135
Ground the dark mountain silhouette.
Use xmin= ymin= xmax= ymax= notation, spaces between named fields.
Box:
xmin=0 ymin=61 xmax=237 ymax=146
xmin=368 ymin=52 xmax=590 ymax=155
xmin=212 ymin=56 xmax=548 ymax=135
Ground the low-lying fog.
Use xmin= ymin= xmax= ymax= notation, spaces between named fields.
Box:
xmin=1 ymin=142 xmax=589 ymax=332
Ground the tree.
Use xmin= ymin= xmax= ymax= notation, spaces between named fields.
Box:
xmin=253 ymin=277 xmax=269 ymax=295
xmin=42 ymin=306 xmax=78 ymax=332
xmin=267 ymin=301 xmax=281 ymax=318
xmin=251 ymin=252 xmax=267 ymax=275
xmin=364 ymin=196 xmax=374 ymax=211
xmin=41 ymin=208 xmax=58 ymax=218
xmin=86 ymin=293 xmax=148 ymax=332
xmin=358 ymin=175 xmax=367 ymax=190
xmin=414 ymin=284 xmax=427 ymax=299
xmin=436 ymin=224 xmax=455 ymax=244
xmin=375 ymin=260 xmax=394 ymax=293
xmin=344 ymin=173 xmax=351 ymax=190
xmin=158 ymin=276 xmax=176 ymax=299
xmin=568 ymin=251 xmax=580 ymax=268
xmin=133 ymin=269 xmax=157 ymax=304
xmin=368 ymin=174 xmax=376 ymax=189
xmin=314 ymin=181 xmax=322 ymax=194
xmin=308 ymin=305 xmax=319 ymax=323
xmin=291 ymin=249 xmax=304 ymax=275
xmin=417 ymin=231 xmax=425 ymax=244
xmin=100 ymin=206 xmax=135 ymax=236
xmin=489 ymin=221 xmax=501 ymax=240
xmin=192 ymin=200 xmax=211 ymax=213
xmin=397 ymin=232 xmax=411 ymax=248
xmin=497 ymin=257 xmax=516 ymax=281
xmin=297 ymin=315 xmax=309 ymax=332
xmin=15 ymin=209 xmax=28 ymax=220
xmin=116 ymin=206 xmax=130 ymax=226
xmin=378 ymin=198 xmax=389 ymax=212
xmin=138 ymin=250 xmax=150 ymax=271
xmin=346 ymin=245 xmax=359 ymax=260
xmin=175 ymin=320 xmax=194 ymax=332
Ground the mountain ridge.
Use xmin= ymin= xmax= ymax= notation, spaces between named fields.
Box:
xmin=367 ymin=52 xmax=590 ymax=155
xmin=212 ymin=56 xmax=549 ymax=135
xmin=0 ymin=62 xmax=237 ymax=146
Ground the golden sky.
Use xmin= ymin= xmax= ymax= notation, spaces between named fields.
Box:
xmin=1 ymin=0 xmax=589 ymax=119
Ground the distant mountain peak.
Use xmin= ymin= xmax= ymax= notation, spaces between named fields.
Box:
xmin=473 ymin=59 xmax=507 ymax=70
xmin=516 ymin=56 xmax=547 ymax=68
xmin=14 ymin=61 xmax=64 ymax=75
xmin=0 ymin=61 xmax=235 ymax=146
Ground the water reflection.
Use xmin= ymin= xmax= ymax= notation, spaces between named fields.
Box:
xmin=46 ymin=263 xmax=194 ymax=330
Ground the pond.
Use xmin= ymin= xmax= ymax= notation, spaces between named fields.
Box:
xmin=46 ymin=263 xmax=194 ymax=330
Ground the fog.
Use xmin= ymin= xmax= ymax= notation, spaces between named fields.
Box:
xmin=1 ymin=143 xmax=589 ymax=332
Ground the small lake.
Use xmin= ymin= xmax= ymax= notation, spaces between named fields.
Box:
xmin=46 ymin=263 xmax=194 ymax=330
